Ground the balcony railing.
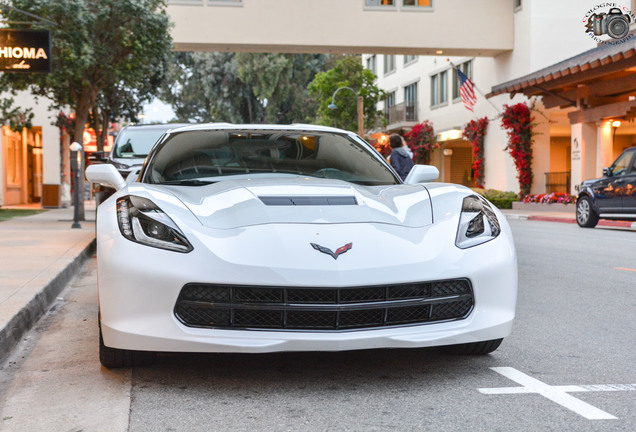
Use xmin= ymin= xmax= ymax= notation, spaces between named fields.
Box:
xmin=385 ymin=101 xmax=418 ymax=126
xmin=544 ymin=171 xmax=571 ymax=193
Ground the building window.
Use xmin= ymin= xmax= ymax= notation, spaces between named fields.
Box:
xmin=365 ymin=0 xmax=395 ymax=6
xmin=168 ymin=1 xmax=243 ymax=5
xmin=430 ymin=70 xmax=448 ymax=107
xmin=404 ymin=55 xmax=417 ymax=65
xmin=452 ymin=60 xmax=473 ymax=100
xmin=383 ymin=55 xmax=396 ymax=75
xmin=385 ymin=91 xmax=396 ymax=124
xmin=386 ymin=91 xmax=396 ymax=109
xmin=403 ymin=0 xmax=432 ymax=7
xmin=404 ymin=82 xmax=417 ymax=121
xmin=439 ymin=71 xmax=448 ymax=104
xmin=366 ymin=55 xmax=377 ymax=74
xmin=430 ymin=74 xmax=439 ymax=106
xmin=514 ymin=0 xmax=522 ymax=10
xmin=209 ymin=0 xmax=243 ymax=5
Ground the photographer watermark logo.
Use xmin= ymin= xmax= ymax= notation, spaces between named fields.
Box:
xmin=583 ymin=3 xmax=635 ymax=44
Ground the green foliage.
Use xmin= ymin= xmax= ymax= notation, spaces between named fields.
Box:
xmin=471 ymin=188 xmax=519 ymax=209
xmin=161 ymin=52 xmax=334 ymax=124
xmin=0 ymin=98 xmax=34 ymax=132
xmin=0 ymin=209 xmax=47 ymax=221
xmin=0 ymin=0 xmax=172 ymax=218
xmin=308 ymin=55 xmax=385 ymax=133
xmin=0 ymin=0 xmax=172 ymax=140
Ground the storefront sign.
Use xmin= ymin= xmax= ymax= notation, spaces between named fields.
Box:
xmin=0 ymin=29 xmax=51 ymax=73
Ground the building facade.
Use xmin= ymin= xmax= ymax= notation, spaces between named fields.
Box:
xmin=0 ymin=93 xmax=67 ymax=208
xmin=365 ymin=0 xmax=636 ymax=195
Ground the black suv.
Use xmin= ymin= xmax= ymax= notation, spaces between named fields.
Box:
xmin=576 ymin=146 xmax=636 ymax=227
xmin=91 ymin=123 xmax=188 ymax=203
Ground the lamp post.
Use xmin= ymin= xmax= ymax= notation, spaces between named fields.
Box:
xmin=70 ymin=141 xmax=83 ymax=229
xmin=328 ymin=86 xmax=364 ymax=137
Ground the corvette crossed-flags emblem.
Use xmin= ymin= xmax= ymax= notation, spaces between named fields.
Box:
xmin=310 ymin=242 xmax=352 ymax=260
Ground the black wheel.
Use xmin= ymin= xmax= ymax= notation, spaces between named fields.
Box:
xmin=439 ymin=338 xmax=503 ymax=355
xmin=99 ymin=319 xmax=156 ymax=368
xmin=576 ymin=196 xmax=599 ymax=228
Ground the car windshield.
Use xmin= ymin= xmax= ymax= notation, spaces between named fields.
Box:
xmin=113 ymin=128 xmax=172 ymax=158
xmin=141 ymin=129 xmax=399 ymax=186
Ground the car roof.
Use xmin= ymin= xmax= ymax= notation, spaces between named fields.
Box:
xmin=119 ymin=123 xmax=191 ymax=132
xmin=165 ymin=123 xmax=354 ymax=135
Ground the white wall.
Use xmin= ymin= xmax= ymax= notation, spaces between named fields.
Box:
xmin=168 ymin=0 xmax=513 ymax=56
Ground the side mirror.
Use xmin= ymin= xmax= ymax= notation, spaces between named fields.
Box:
xmin=85 ymin=164 xmax=126 ymax=191
xmin=88 ymin=151 xmax=108 ymax=163
xmin=404 ymin=164 xmax=439 ymax=184
xmin=125 ymin=167 xmax=142 ymax=184
xmin=603 ymin=167 xmax=611 ymax=177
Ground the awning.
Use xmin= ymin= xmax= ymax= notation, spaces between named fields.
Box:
xmin=488 ymin=39 xmax=636 ymax=123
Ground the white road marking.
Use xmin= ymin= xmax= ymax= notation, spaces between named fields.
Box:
xmin=478 ymin=367 xmax=630 ymax=420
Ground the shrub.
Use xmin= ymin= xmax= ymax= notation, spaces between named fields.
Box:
xmin=472 ymin=188 xmax=519 ymax=209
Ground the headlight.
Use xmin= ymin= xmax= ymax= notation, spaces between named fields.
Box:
xmin=116 ymin=195 xmax=193 ymax=253
xmin=455 ymin=195 xmax=501 ymax=249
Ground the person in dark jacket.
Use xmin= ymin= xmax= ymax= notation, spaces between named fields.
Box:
xmin=388 ymin=134 xmax=414 ymax=180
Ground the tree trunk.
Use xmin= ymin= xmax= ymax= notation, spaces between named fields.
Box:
xmin=97 ymin=108 xmax=110 ymax=153
xmin=246 ymin=95 xmax=253 ymax=123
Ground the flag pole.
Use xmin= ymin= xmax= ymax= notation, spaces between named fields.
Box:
xmin=448 ymin=60 xmax=501 ymax=116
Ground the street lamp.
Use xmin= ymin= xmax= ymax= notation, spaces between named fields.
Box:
xmin=328 ymin=86 xmax=364 ymax=137
xmin=70 ymin=141 xmax=83 ymax=229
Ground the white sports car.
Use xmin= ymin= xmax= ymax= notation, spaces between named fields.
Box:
xmin=86 ymin=124 xmax=517 ymax=368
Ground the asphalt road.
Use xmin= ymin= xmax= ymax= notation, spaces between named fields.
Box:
xmin=1 ymin=219 xmax=635 ymax=432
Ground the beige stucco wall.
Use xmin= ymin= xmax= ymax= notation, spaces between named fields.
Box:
xmin=168 ymin=0 xmax=513 ymax=56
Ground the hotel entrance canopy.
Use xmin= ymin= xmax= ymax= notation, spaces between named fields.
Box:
xmin=488 ymin=41 xmax=636 ymax=124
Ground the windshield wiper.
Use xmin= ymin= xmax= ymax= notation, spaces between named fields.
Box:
xmin=158 ymin=179 xmax=215 ymax=186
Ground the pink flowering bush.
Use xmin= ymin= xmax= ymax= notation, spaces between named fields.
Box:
xmin=521 ymin=193 xmax=576 ymax=204
xmin=501 ymin=103 xmax=534 ymax=196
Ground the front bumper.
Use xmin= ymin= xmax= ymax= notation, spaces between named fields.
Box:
xmin=97 ymin=200 xmax=517 ymax=353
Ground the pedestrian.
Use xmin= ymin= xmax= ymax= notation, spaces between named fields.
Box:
xmin=388 ymin=134 xmax=414 ymax=181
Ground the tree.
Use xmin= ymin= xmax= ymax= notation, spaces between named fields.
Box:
xmin=308 ymin=55 xmax=385 ymax=134
xmin=0 ymin=0 xmax=172 ymax=217
xmin=160 ymin=52 xmax=335 ymax=124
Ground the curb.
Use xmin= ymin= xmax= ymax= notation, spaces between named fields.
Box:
xmin=521 ymin=215 xmax=636 ymax=229
xmin=0 ymin=239 xmax=96 ymax=365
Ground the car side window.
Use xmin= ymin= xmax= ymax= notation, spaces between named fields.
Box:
xmin=610 ymin=151 xmax=633 ymax=177
xmin=629 ymin=152 xmax=636 ymax=174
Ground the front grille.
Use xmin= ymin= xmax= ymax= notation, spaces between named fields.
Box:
xmin=174 ymin=279 xmax=474 ymax=331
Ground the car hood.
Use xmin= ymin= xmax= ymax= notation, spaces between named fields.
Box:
xmin=580 ymin=177 xmax=604 ymax=188
xmin=163 ymin=177 xmax=433 ymax=229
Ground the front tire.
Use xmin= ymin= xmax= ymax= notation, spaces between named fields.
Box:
xmin=439 ymin=338 xmax=503 ymax=355
xmin=576 ymin=196 xmax=599 ymax=228
xmin=99 ymin=318 xmax=156 ymax=368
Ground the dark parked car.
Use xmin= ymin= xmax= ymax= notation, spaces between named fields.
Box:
xmin=576 ymin=146 xmax=636 ymax=227
xmin=91 ymin=123 xmax=188 ymax=204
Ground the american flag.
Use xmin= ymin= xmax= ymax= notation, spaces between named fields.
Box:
xmin=457 ymin=68 xmax=477 ymax=112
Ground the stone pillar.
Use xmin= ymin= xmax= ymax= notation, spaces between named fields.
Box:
xmin=570 ymin=121 xmax=597 ymax=195
xmin=596 ymin=120 xmax=614 ymax=176
xmin=531 ymin=114 xmax=550 ymax=194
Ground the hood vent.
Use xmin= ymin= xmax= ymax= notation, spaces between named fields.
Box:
xmin=259 ymin=196 xmax=358 ymax=206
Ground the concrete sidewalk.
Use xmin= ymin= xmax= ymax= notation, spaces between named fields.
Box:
xmin=0 ymin=202 xmax=96 ymax=364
